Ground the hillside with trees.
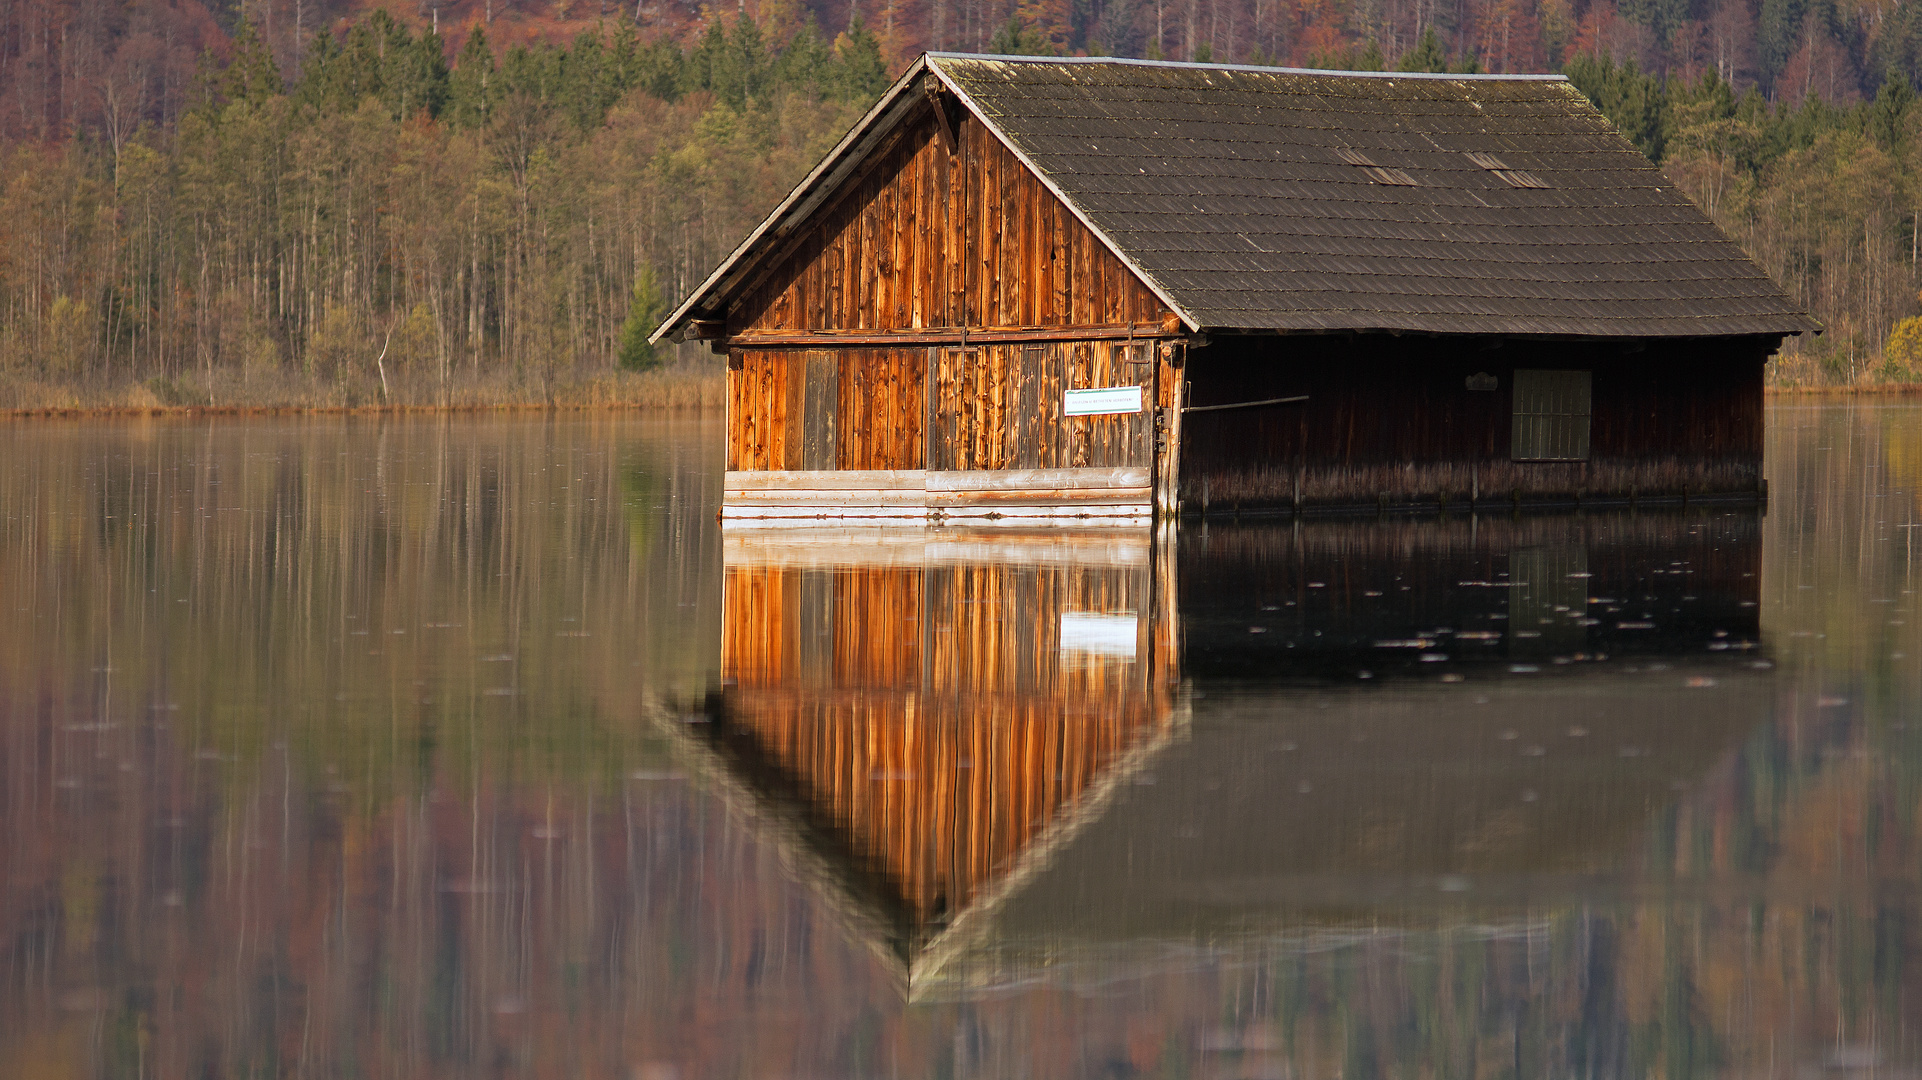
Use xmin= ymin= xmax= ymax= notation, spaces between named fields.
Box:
xmin=3 ymin=0 xmax=1922 ymax=403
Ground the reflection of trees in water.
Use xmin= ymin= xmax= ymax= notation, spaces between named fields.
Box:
xmin=0 ymin=414 xmax=737 ymax=1075
xmin=0 ymin=408 xmax=1920 ymax=1077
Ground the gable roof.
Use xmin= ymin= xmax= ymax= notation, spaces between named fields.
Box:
xmin=655 ymin=54 xmax=1815 ymax=343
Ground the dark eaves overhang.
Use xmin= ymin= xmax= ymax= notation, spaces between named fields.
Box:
xmin=650 ymin=52 xmax=1209 ymax=345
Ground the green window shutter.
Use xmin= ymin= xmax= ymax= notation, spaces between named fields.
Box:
xmin=1511 ymin=369 xmax=1591 ymax=462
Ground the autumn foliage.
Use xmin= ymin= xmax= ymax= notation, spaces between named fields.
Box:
xmin=8 ymin=0 xmax=1922 ymax=396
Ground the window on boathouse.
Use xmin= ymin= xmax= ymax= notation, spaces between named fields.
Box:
xmin=1510 ymin=369 xmax=1592 ymax=462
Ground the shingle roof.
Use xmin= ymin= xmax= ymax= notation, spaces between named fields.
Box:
xmin=654 ymin=54 xmax=1815 ymax=342
xmin=932 ymin=55 xmax=1813 ymax=337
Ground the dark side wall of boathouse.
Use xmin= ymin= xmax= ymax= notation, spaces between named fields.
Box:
xmin=1178 ymin=334 xmax=1770 ymax=511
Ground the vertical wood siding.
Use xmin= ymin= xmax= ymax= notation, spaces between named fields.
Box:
xmin=730 ymin=347 xmax=927 ymax=471
xmin=836 ymin=348 xmax=926 ymax=471
xmin=724 ymin=100 xmax=1178 ymax=490
xmin=927 ymin=341 xmax=1153 ymax=471
xmin=732 ymin=340 xmax=1160 ymax=478
xmin=718 ymin=554 xmax=1173 ymax=926
xmin=733 ymin=102 xmax=1169 ymax=335
xmin=1177 ymin=336 xmax=1771 ymax=508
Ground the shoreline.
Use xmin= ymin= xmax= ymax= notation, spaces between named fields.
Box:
xmin=1765 ymin=385 xmax=1922 ymax=396
xmin=0 ymin=364 xmax=727 ymax=417
xmin=3 ymin=401 xmax=725 ymax=419
xmin=2 ymin=384 xmax=1917 ymax=419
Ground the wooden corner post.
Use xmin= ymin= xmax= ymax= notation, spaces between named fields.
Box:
xmin=1155 ymin=340 xmax=1186 ymax=519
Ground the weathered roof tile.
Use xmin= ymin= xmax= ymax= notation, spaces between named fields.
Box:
xmin=933 ymin=55 xmax=1813 ymax=337
xmin=654 ymin=54 xmax=1815 ymax=342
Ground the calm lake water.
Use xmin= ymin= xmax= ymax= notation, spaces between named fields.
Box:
xmin=1 ymin=403 xmax=1918 ymax=1078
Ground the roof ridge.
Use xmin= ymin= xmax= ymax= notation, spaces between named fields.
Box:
xmin=926 ymin=52 xmax=1570 ymax=82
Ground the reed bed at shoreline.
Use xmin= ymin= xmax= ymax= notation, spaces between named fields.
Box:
xmin=0 ymin=364 xmax=726 ymax=414
xmin=4 ymin=371 xmax=1921 ymax=417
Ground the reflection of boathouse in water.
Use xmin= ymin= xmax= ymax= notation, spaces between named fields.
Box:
xmin=654 ymin=54 xmax=1814 ymax=522
xmin=662 ymin=514 xmax=1770 ymax=997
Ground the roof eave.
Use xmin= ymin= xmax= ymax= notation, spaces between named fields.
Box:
xmin=1189 ymin=320 xmax=1822 ymax=339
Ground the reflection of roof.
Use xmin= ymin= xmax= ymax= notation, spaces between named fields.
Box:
xmin=684 ymin=519 xmax=1771 ymax=1001
xmin=650 ymin=690 xmax=1185 ymax=999
xmin=659 ymin=54 xmax=1814 ymax=340
xmin=691 ymin=530 xmax=1183 ymax=998
xmin=990 ymin=666 xmax=1768 ymax=942
xmin=663 ymin=660 xmax=1767 ymax=1001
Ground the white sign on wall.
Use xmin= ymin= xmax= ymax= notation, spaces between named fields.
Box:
xmin=1059 ymin=611 xmax=1139 ymax=659
xmin=1064 ymin=385 xmax=1144 ymax=416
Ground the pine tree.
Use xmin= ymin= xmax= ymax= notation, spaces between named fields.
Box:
xmin=715 ymin=15 xmax=769 ymax=109
xmin=1758 ymin=0 xmax=1806 ymax=88
xmin=501 ymin=43 xmax=561 ymax=103
xmin=634 ymin=37 xmax=686 ymax=101
xmin=1564 ymin=53 xmax=1668 ymax=159
xmin=618 ymin=269 xmax=665 ymax=371
xmin=381 ymin=20 xmax=451 ymax=119
xmin=989 ymin=14 xmax=1056 ymax=55
xmin=1870 ymin=69 xmax=1915 ymax=150
xmin=560 ymin=28 xmax=611 ymax=128
xmin=685 ymin=19 xmax=729 ymax=96
xmin=448 ymin=26 xmax=500 ymax=128
xmin=608 ymin=17 xmax=642 ymax=95
xmin=773 ymin=16 xmax=834 ymax=98
xmin=221 ymin=19 xmax=285 ymax=105
xmin=831 ymin=14 xmax=889 ymax=101
xmin=1396 ymin=27 xmax=1450 ymax=72
xmin=337 ymin=21 xmax=387 ymax=109
xmin=291 ymin=30 xmax=340 ymax=112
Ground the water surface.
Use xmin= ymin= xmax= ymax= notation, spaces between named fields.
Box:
xmin=1 ymin=405 xmax=1918 ymax=1077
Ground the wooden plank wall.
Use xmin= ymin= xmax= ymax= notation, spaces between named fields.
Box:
xmin=732 ymin=102 xmax=1170 ymax=335
xmin=1177 ymin=335 xmax=1773 ymax=507
xmin=728 ymin=351 xmax=795 ymax=472
xmin=732 ymin=341 xmax=1159 ymax=478
xmin=717 ymin=557 xmax=1172 ymax=924
xmin=731 ymin=348 xmax=928 ymax=471
xmin=928 ymin=341 xmax=1154 ymax=472
xmin=836 ymin=348 xmax=926 ymax=471
xmin=723 ymin=101 xmax=1181 ymax=489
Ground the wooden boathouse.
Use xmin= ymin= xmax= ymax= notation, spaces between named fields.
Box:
xmin=652 ymin=54 xmax=1815 ymax=522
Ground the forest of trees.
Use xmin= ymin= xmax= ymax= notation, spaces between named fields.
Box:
xmin=6 ymin=0 xmax=1922 ymax=402
xmin=0 ymin=12 xmax=898 ymax=404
